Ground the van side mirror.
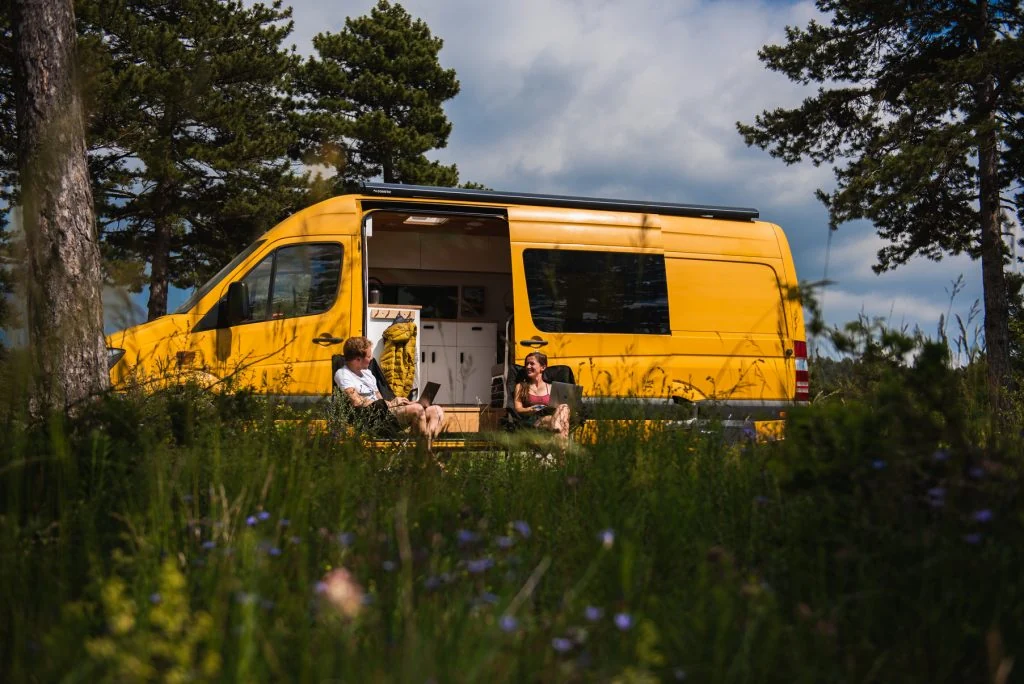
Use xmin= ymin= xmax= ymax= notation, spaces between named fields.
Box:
xmin=219 ymin=281 xmax=251 ymax=328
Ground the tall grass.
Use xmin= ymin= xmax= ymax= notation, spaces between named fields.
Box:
xmin=1 ymin=338 xmax=1022 ymax=682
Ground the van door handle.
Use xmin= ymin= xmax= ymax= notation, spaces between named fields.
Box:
xmin=312 ymin=333 xmax=343 ymax=346
xmin=519 ymin=339 xmax=549 ymax=347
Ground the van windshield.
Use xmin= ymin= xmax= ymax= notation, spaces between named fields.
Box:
xmin=173 ymin=240 xmax=266 ymax=314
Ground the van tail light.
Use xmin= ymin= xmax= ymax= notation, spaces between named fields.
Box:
xmin=793 ymin=340 xmax=809 ymax=402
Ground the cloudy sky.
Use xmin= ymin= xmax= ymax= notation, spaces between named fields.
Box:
xmin=132 ymin=0 xmax=1010 ymax=351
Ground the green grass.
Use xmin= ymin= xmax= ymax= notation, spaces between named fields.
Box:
xmin=1 ymin=364 xmax=1022 ymax=682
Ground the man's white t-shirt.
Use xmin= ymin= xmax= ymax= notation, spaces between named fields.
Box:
xmin=334 ymin=366 xmax=380 ymax=401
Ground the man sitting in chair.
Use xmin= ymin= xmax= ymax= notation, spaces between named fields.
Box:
xmin=334 ymin=336 xmax=445 ymax=452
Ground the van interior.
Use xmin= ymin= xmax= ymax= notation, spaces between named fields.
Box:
xmin=363 ymin=208 xmax=512 ymax=412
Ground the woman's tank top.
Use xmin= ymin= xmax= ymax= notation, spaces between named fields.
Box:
xmin=527 ymin=392 xmax=551 ymax=406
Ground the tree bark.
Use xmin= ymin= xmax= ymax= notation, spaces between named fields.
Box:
xmin=147 ymin=214 xmax=171 ymax=320
xmin=976 ymin=1 xmax=1011 ymax=419
xmin=13 ymin=0 xmax=109 ymax=411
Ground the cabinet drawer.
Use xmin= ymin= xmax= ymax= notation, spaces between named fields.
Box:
xmin=420 ymin=320 xmax=454 ymax=347
xmin=457 ymin=322 xmax=496 ymax=348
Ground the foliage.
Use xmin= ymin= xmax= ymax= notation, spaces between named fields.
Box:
xmin=76 ymin=0 xmax=307 ymax=320
xmin=2 ymin=335 xmax=1023 ymax=681
xmin=738 ymin=0 xmax=1024 ymax=399
xmin=298 ymin=0 xmax=461 ymax=191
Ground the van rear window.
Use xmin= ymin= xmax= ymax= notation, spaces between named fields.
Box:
xmin=523 ymin=249 xmax=669 ymax=335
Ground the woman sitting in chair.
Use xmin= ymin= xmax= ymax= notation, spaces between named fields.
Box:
xmin=335 ymin=336 xmax=444 ymax=452
xmin=513 ymin=351 xmax=570 ymax=440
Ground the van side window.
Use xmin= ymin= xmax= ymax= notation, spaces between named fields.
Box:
xmin=192 ymin=243 xmax=343 ymax=331
xmin=523 ymin=249 xmax=669 ymax=334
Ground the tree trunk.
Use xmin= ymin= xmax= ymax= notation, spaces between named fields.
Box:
xmin=13 ymin=0 xmax=109 ymax=412
xmin=147 ymin=214 xmax=171 ymax=320
xmin=976 ymin=1 xmax=1011 ymax=419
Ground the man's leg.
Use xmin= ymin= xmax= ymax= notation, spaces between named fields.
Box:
xmin=392 ymin=403 xmax=428 ymax=442
xmin=425 ymin=405 xmax=445 ymax=442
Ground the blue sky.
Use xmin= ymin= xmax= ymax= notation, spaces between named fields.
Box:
xmin=110 ymin=0 xmax=1020 ymax=354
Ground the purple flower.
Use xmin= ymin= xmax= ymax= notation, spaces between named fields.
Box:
xmin=268 ymin=547 xmax=282 ymax=557
xmin=423 ymin=576 xmax=441 ymax=591
xmin=246 ymin=515 xmax=258 ymax=527
xmin=314 ymin=581 xmax=328 ymax=594
xmin=584 ymin=605 xmax=603 ymax=622
xmin=964 ymin=532 xmax=983 ymax=544
xmin=968 ymin=466 xmax=985 ymax=479
xmin=927 ymin=487 xmax=946 ymax=498
xmin=871 ymin=460 xmax=887 ymax=470
xmin=932 ymin=449 xmax=950 ymax=462
xmin=337 ymin=532 xmax=355 ymax=547
xmin=201 ymin=540 xmax=216 ymax=550
xmin=972 ymin=509 xmax=993 ymax=523
xmin=551 ymin=637 xmax=573 ymax=653
xmin=499 ymin=615 xmax=518 ymax=632
xmin=257 ymin=511 xmax=271 ymax=521
xmin=496 ymin=535 xmax=514 ymax=549
xmin=260 ymin=599 xmax=275 ymax=611
xmin=467 ymin=558 xmax=494 ymax=574
xmin=598 ymin=528 xmax=615 ymax=549
xmin=278 ymin=518 xmax=290 ymax=527
xmin=457 ymin=529 xmax=480 ymax=545
xmin=614 ymin=612 xmax=633 ymax=630
xmin=479 ymin=592 xmax=499 ymax=605
xmin=289 ymin=536 xmax=301 ymax=545
xmin=513 ymin=520 xmax=531 ymax=538
xmin=149 ymin=592 xmax=162 ymax=605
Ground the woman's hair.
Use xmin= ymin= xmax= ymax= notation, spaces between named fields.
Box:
xmin=524 ymin=351 xmax=548 ymax=368
xmin=343 ymin=336 xmax=373 ymax=361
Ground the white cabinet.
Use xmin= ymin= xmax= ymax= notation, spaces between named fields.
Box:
xmin=419 ymin=320 xmax=497 ymax=404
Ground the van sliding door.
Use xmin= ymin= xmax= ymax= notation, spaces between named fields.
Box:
xmin=507 ymin=208 xmax=669 ymax=399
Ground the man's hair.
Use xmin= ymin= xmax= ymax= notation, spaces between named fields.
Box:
xmin=343 ymin=336 xmax=373 ymax=361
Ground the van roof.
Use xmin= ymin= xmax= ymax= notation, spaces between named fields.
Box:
xmin=361 ymin=182 xmax=759 ymax=222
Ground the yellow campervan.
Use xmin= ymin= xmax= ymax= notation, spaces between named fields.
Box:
xmin=106 ymin=183 xmax=808 ymax=433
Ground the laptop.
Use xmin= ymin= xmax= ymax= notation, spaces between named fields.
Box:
xmin=548 ymin=381 xmax=583 ymax=409
xmin=417 ymin=381 xmax=441 ymax=407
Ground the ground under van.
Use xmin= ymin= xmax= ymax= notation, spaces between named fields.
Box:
xmin=106 ymin=183 xmax=809 ymax=433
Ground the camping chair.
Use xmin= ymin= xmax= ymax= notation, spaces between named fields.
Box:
xmin=329 ymin=355 xmax=403 ymax=439
xmin=499 ymin=363 xmax=583 ymax=433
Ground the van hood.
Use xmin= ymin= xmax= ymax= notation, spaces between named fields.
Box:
xmin=106 ymin=314 xmax=191 ymax=351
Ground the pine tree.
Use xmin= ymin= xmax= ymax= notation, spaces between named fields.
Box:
xmin=298 ymin=0 xmax=461 ymax=190
xmin=0 ymin=2 xmax=17 ymax=341
xmin=81 ymin=0 xmax=306 ymax=320
xmin=738 ymin=0 xmax=1024 ymax=414
xmin=13 ymin=0 xmax=108 ymax=409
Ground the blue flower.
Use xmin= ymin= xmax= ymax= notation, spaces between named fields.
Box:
xmin=257 ymin=511 xmax=271 ymax=521
xmin=467 ymin=558 xmax=494 ymax=574
xmin=457 ymin=529 xmax=480 ymax=545
xmin=268 ymin=547 xmax=282 ymax=557
xmin=201 ymin=540 xmax=216 ymax=550
xmin=289 ymin=536 xmax=301 ymax=545
xmin=479 ymin=592 xmax=499 ymax=605
xmin=513 ymin=520 xmax=532 ymax=538
xmin=871 ymin=460 xmax=887 ymax=470
xmin=314 ymin=581 xmax=327 ymax=594
xmin=246 ymin=515 xmax=258 ymax=526
xmin=927 ymin=487 xmax=946 ymax=498
xmin=932 ymin=449 xmax=950 ymax=462
xmin=972 ymin=509 xmax=993 ymax=523
xmin=423 ymin=576 xmax=441 ymax=591
xmin=964 ymin=532 xmax=983 ymax=545
xmin=278 ymin=518 xmax=290 ymax=527
xmin=496 ymin=535 xmax=514 ymax=549
xmin=149 ymin=592 xmax=162 ymax=605
xmin=499 ymin=615 xmax=518 ymax=632
xmin=968 ymin=466 xmax=985 ymax=479
xmin=584 ymin=605 xmax=603 ymax=622
xmin=260 ymin=599 xmax=275 ymax=611
xmin=551 ymin=637 xmax=573 ymax=653
xmin=338 ymin=532 xmax=355 ymax=547
xmin=614 ymin=612 xmax=633 ymax=630
xmin=598 ymin=528 xmax=615 ymax=549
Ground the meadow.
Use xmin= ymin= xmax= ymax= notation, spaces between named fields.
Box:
xmin=1 ymin=329 xmax=1022 ymax=683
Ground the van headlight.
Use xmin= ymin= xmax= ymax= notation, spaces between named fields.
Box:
xmin=108 ymin=348 xmax=126 ymax=369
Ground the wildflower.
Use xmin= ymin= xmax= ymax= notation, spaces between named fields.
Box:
xmin=513 ymin=520 xmax=532 ymax=538
xmin=268 ymin=547 xmax=282 ymax=557
xmin=927 ymin=487 xmax=946 ymax=498
xmin=257 ymin=511 xmax=271 ymax=521
xmin=278 ymin=518 xmax=290 ymax=527
xmin=871 ymin=459 xmax=886 ymax=470
xmin=614 ymin=612 xmax=633 ymax=630
xmin=246 ymin=515 xmax=258 ymax=527
xmin=968 ymin=466 xmax=985 ymax=479
xmin=423 ymin=576 xmax=441 ymax=591
xmin=598 ymin=528 xmax=615 ymax=549
xmin=584 ymin=605 xmax=603 ymax=622
xmin=457 ymin=529 xmax=480 ymax=545
xmin=201 ymin=540 xmax=216 ymax=551
xmin=932 ymin=449 xmax=950 ymax=462
xmin=382 ymin=560 xmax=397 ymax=572
xmin=972 ymin=509 xmax=993 ymax=523
xmin=182 ymin=494 xmax=193 ymax=503
xmin=260 ymin=598 xmax=275 ymax=611
xmin=337 ymin=532 xmax=355 ymax=547
xmin=496 ymin=535 xmax=514 ymax=549
xmin=149 ymin=592 xmax=162 ymax=605
xmin=963 ymin=533 xmax=983 ymax=545
xmin=499 ymin=615 xmax=518 ymax=632
xmin=479 ymin=592 xmax=499 ymax=605
xmin=674 ymin=668 xmax=688 ymax=681
xmin=467 ymin=558 xmax=495 ymax=574
xmin=551 ymin=637 xmax=573 ymax=653
xmin=317 ymin=568 xmax=364 ymax=619
xmin=289 ymin=536 xmax=301 ymax=545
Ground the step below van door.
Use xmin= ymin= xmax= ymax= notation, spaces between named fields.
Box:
xmin=508 ymin=207 xmax=670 ymax=403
